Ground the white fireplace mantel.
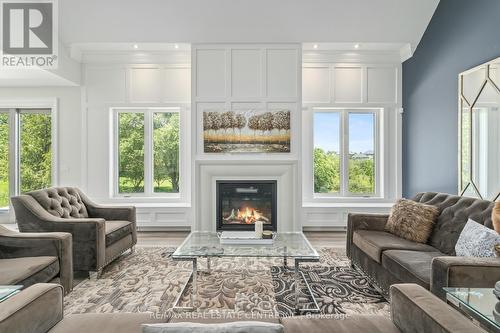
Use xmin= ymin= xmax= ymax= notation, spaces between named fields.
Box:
xmin=194 ymin=160 xmax=300 ymax=232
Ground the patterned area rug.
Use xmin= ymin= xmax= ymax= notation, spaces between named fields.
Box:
xmin=64 ymin=247 xmax=389 ymax=317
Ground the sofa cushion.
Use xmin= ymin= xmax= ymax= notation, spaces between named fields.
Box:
xmin=28 ymin=187 xmax=89 ymax=219
xmin=353 ymin=230 xmax=438 ymax=263
xmin=0 ymin=256 xmax=59 ymax=286
xmin=412 ymin=192 xmax=494 ymax=255
xmin=105 ymin=221 xmax=134 ymax=246
xmin=385 ymin=199 xmax=439 ymax=243
xmin=49 ymin=313 xmax=164 ymax=333
xmin=455 ymin=219 xmax=500 ymax=257
xmin=382 ymin=250 xmax=444 ymax=289
xmin=281 ymin=316 xmax=400 ymax=333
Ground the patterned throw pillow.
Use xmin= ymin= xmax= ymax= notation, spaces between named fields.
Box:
xmin=385 ymin=198 xmax=439 ymax=243
xmin=455 ymin=219 xmax=500 ymax=257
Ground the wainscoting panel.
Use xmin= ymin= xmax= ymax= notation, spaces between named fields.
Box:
xmin=230 ymin=49 xmax=262 ymax=98
xmin=266 ymin=49 xmax=298 ymax=99
xmin=367 ymin=66 xmax=397 ymax=103
xmin=129 ymin=67 xmax=162 ymax=103
xmin=195 ymin=49 xmax=226 ymax=98
xmin=162 ymin=67 xmax=191 ymax=103
xmin=302 ymin=206 xmax=391 ymax=229
xmin=85 ymin=67 xmax=127 ymax=104
xmin=302 ymin=66 xmax=330 ymax=103
xmin=333 ymin=67 xmax=363 ymax=103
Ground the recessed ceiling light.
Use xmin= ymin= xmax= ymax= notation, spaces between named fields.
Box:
xmin=174 ymin=44 xmax=179 ymax=49
xmin=354 ymin=44 xmax=360 ymax=49
xmin=133 ymin=44 xmax=138 ymax=49
xmin=313 ymin=44 xmax=318 ymax=49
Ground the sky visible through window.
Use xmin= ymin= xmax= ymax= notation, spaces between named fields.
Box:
xmin=314 ymin=112 xmax=374 ymax=153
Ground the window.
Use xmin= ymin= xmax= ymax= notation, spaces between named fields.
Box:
xmin=313 ymin=109 xmax=378 ymax=197
xmin=0 ymin=108 xmax=53 ymax=209
xmin=113 ymin=107 xmax=180 ymax=197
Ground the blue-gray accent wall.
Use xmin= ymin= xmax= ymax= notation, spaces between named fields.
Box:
xmin=402 ymin=0 xmax=500 ymax=198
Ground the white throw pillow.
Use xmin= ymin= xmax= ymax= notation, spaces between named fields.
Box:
xmin=455 ymin=219 xmax=500 ymax=257
xmin=142 ymin=321 xmax=284 ymax=333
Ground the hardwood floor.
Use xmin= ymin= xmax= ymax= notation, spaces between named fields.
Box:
xmin=137 ymin=231 xmax=347 ymax=248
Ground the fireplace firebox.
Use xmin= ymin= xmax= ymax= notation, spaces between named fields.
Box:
xmin=216 ymin=180 xmax=277 ymax=231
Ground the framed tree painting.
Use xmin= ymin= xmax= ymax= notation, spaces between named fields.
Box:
xmin=203 ymin=109 xmax=290 ymax=153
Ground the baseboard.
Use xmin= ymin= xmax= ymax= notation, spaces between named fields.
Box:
xmin=302 ymin=226 xmax=347 ymax=232
xmin=136 ymin=225 xmax=191 ymax=232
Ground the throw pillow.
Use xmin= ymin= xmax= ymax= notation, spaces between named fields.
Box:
xmin=493 ymin=201 xmax=500 ymax=233
xmin=385 ymin=198 xmax=439 ymax=243
xmin=455 ymin=219 xmax=500 ymax=257
xmin=142 ymin=322 xmax=284 ymax=333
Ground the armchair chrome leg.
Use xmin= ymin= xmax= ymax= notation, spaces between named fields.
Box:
xmin=89 ymin=268 xmax=103 ymax=280
xmin=130 ymin=246 xmax=135 ymax=255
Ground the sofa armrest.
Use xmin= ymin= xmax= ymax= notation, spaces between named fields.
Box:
xmin=431 ymin=256 xmax=500 ymax=300
xmin=346 ymin=213 xmax=389 ymax=258
xmin=390 ymin=283 xmax=487 ymax=333
xmin=0 ymin=231 xmax=73 ymax=294
xmin=77 ymin=190 xmax=136 ymax=222
xmin=12 ymin=195 xmax=106 ymax=271
xmin=0 ymin=283 xmax=63 ymax=333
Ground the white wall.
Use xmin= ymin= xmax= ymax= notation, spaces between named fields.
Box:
xmin=82 ymin=52 xmax=192 ymax=229
xmin=0 ymin=87 xmax=83 ymax=186
xmin=301 ymin=51 xmax=402 ymax=228
xmin=0 ymin=46 xmax=403 ymax=230
xmin=192 ymin=44 xmax=301 ymax=232
xmin=0 ymin=87 xmax=82 ymax=223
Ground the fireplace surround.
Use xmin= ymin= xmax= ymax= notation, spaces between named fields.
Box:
xmin=216 ymin=180 xmax=277 ymax=231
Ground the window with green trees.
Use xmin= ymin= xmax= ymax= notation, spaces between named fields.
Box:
xmin=0 ymin=109 xmax=52 ymax=209
xmin=115 ymin=108 xmax=180 ymax=196
xmin=313 ymin=109 xmax=377 ymax=197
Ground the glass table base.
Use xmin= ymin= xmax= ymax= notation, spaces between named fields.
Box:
xmin=172 ymin=256 xmax=320 ymax=314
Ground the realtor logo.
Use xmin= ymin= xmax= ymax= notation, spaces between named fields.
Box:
xmin=1 ymin=0 xmax=58 ymax=68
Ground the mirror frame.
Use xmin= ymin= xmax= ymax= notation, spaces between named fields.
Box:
xmin=458 ymin=56 xmax=500 ymax=201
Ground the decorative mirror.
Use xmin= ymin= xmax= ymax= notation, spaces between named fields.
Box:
xmin=459 ymin=57 xmax=500 ymax=201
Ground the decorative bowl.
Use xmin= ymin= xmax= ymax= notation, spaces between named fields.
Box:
xmin=494 ymin=281 xmax=500 ymax=300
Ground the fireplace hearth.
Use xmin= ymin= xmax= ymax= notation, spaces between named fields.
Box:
xmin=216 ymin=180 xmax=277 ymax=231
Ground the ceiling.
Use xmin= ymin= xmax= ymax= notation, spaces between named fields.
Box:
xmin=60 ymin=0 xmax=439 ymax=52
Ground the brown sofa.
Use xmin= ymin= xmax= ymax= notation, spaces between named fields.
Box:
xmin=0 ymin=283 xmax=485 ymax=333
xmin=171 ymin=284 xmax=485 ymax=333
xmin=0 ymin=225 xmax=73 ymax=294
xmin=0 ymin=283 xmax=165 ymax=333
xmin=11 ymin=187 xmax=137 ymax=277
xmin=347 ymin=192 xmax=500 ymax=299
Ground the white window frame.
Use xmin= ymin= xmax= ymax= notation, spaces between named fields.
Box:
xmin=0 ymin=100 xmax=58 ymax=214
xmin=111 ymin=106 xmax=186 ymax=200
xmin=305 ymin=107 xmax=383 ymax=201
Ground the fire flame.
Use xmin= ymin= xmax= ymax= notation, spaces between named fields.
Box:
xmin=237 ymin=206 xmax=262 ymax=224
xmin=223 ymin=206 xmax=269 ymax=224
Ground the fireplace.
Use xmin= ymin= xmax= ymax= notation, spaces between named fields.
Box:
xmin=216 ymin=180 xmax=277 ymax=231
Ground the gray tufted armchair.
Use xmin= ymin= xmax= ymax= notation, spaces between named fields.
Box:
xmin=11 ymin=187 xmax=137 ymax=277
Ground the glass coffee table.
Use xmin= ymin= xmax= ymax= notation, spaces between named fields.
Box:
xmin=444 ymin=287 xmax=500 ymax=333
xmin=172 ymin=232 xmax=320 ymax=314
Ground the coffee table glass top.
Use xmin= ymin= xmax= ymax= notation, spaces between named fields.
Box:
xmin=172 ymin=232 xmax=319 ymax=260
xmin=0 ymin=285 xmax=22 ymax=302
xmin=444 ymin=287 xmax=500 ymax=329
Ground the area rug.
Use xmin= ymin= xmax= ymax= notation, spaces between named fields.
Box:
xmin=64 ymin=247 xmax=389 ymax=317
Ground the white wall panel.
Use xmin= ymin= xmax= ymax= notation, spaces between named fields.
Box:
xmin=367 ymin=67 xmax=397 ymax=103
xmin=231 ymin=49 xmax=261 ymax=98
xmin=333 ymin=67 xmax=362 ymax=103
xmin=302 ymin=67 xmax=330 ymax=103
xmin=163 ymin=67 xmax=190 ymax=102
xmin=267 ymin=49 xmax=297 ymax=98
xmin=129 ymin=67 xmax=162 ymax=103
xmin=86 ymin=67 xmax=126 ymax=104
xmin=196 ymin=49 xmax=226 ymax=98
